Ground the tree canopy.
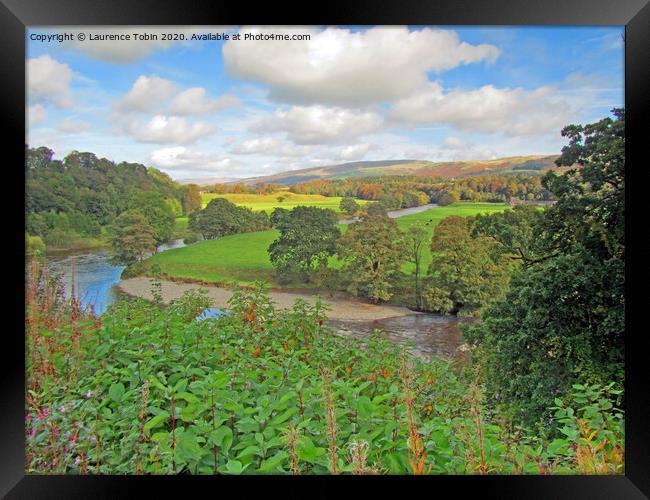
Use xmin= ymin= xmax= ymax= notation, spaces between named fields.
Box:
xmin=268 ymin=206 xmax=341 ymax=281
xmin=337 ymin=215 xmax=406 ymax=302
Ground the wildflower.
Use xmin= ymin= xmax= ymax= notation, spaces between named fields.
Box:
xmin=59 ymin=405 xmax=65 ymax=413
xmin=42 ymin=408 xmax=49 ymax=416
xmin=86 ymin=390 xmax=93 ymax=399
xmin=74 ymin=456 xmax=80 ymax=466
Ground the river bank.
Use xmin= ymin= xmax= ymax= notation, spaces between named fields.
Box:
xmin=118 ymin=276 xmax=419 ymax=321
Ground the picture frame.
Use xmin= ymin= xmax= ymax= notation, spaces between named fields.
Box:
xmin=3 ymin=0 xmax=648 ymax=497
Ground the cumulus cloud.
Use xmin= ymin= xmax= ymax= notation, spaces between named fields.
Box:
xmin=170 ymin=88 xmax=240 ymax=115
xmin=120 ymin=115 xmax=214 ymax=144
xmin=56 ymin=118 xmax=92 ymax=134
xmin=148 ymin=146 xmax=244 ymax=177
xmin=115 ymin=75 xmax=177 ymax=113
xmin=223 ymin=26 xmax=499 ymax=106
xmin=389 ymin=82 xmax=573 ymax=136
xmin=251 ymin=105 xmax=383 ymax=144
xmin=28 ymin=55 xmax=74 ymax=108
xmin=27 ymin=104 xmax=47 ymax=126
xmin=230 ymin=137 xmax=310 ymax=157
xmin=338 ymin=143 xmax=370 ymax=161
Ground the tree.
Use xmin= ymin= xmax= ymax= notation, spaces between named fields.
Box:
xmin=406 ymin=224 xmax=428 ymax=310
xmin=472 ymin=205 xmax=547 ymax=265
xmin=183 ymin=184 xmax=202 ymax=215
xmin=339 ymin=197 xmax=360 ymax=217
xmin=109 ymin=210 xmax=157 ymax=264
xmin=464 ymin=109 xmax=625 ymax=429
xmin=365 ymin=202 xmax=388 ymax=217
xmin=437 ymin=190 xmax=460 ymax=206
xmin=424 ymin=216 xmax=510 ymax=316
xmin=128 ymin=191 xmax=175 ymax=244
xmin=191 ymin=197 xmax=270 ymax=240
xmin=268 ymin=206 xmax=340 ymax=281
xmin=337 ymin=215 xmax=406 ymax=302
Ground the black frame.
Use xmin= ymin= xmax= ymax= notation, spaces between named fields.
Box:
xmin=3 ymin=0 xmax=648 ymax=497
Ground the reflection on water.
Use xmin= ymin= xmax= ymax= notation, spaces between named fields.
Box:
xmin=330 ymin=313 xmax=474 ymax=361
xmin=45 ymin=249 xmax=124 ymax=316
xmin=42 ymin=239 xmax=187 ymax=315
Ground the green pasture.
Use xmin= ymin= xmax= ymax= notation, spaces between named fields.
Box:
xmin=146 ymin=203 xmax=510 ymax=286
xmin=201 ymin=192 xmax=366 ymax=213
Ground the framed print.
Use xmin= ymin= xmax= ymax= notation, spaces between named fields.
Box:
xmin=2 ymin=0 xmax=648 ymax=497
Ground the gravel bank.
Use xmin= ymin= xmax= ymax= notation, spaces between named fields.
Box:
xmin=117 ymin=277 xmax=419 ymax=321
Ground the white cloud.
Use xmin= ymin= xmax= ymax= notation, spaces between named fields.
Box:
xmin=339 ymin=143 xmax=370 ymax=161
xmin=230 ymin=137 xmax=280 ymax=154
xmin=389 ymin=82 xmax=573 ymax=136
xmin=230 ymin=137 xmax=310 ymax=157
xmin=251 ymin=105 xmax=383 ymax=145
xmin=27 ymin=104 xmax=47 ymax=126
xmin=170 ymin=88 xmax=239 ymax=115
xmin=223 ymin=26 xmax=499 ymax=106
xmin=115 ymin=75 xmax=177 ymax=113
xmin=148 ymin=146 xmax=244 ymax=177
xmin=56 ymin=118 xmax=92 ymax=134
xmin=27 ymin=55 xmax=74 ymax=108
xmin=120 ymin=115 xmax=214 ymax=144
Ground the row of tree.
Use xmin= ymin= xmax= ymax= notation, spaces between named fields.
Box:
xmin=290 ymin=173 xmax=554 ymax=205
xmin=25 ymin=146 xmax=202 ymax=247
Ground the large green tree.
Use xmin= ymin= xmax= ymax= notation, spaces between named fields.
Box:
xmin=190 ymin=197 xmax=270 ymax=240
xmin=268 ymin=206 xmax=340 ymax=281
xmin=109 ymin=210 xmax=157 ymax=265
xmin=464 ymin=109 xmax=625 ymax=429
xmin=127 ymin=191 xmax=175 ymax=244
xmin=337 ymin=215 xmax=405 ymax=302
xmin=423 ymin=216 xmax=510 ymax=316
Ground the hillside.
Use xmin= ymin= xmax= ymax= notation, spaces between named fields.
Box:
xmin=232 ymin=155 xmax=560 ymax=186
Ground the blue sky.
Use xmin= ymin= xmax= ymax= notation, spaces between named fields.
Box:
xmin=26 ymin=26 xmax=624 ymax=182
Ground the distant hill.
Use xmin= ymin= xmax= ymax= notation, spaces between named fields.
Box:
xmin=230 ymin=155 xmax=560 ymax=186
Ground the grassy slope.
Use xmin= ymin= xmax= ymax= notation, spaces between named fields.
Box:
xmin=146 ymin=202 xmax=509 ymax=287
xmin=201 ymin=192 xmax=366 ymax=213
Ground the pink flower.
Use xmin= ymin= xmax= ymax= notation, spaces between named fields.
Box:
xmin=42 ymin=408 xmax=49 ymax=416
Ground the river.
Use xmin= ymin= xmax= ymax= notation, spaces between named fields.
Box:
xmin=39 ymin=203 xmax=468 ymax=360
xmin=43 ymin=239 xmax=186 ymax=315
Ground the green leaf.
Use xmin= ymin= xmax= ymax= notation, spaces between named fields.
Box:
xmin=108 ymin=383 xmax=125 ymax=403
xmin=270 ymin=407 xmax=298 ymax=426
xmin=143 ymin=414 xmax=168 ymax=436
xmin=296 ymin=436 xmax=326 ymax=463
xmin=220 ymin=459 xmax=247 ymax=475
xmin=258 ymin=451 xmax=288 ymax=473
xmin=176 ymin=431 xmax=203 ymax=463
xmin=209 ymin=426 xmax=234 ymax=454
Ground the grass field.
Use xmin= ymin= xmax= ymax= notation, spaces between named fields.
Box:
xmin=146 ymin=202 xmax=510 ymax=287
xmin=201 ymin=192 xmax=366 ymax=213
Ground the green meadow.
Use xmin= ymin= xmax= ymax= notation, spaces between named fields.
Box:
xmin=201 ymin=192 xmax=367 ymax=213
xmin=147 ymin=202 xmax=510 ymax=287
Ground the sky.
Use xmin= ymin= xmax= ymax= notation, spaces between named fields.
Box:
xmin=26 ymin=26 xmax=624 ymax=182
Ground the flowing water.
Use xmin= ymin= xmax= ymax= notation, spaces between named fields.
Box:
xmin=330 ymin=314 xmax=474 ymax=361
xmin=43 ymin=239 xmax=186 ymax=315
